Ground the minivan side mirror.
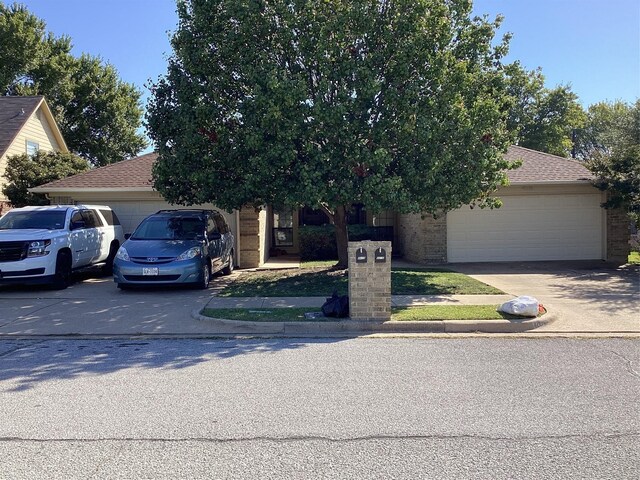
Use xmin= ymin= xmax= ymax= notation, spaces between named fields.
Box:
xmin=208 ymin=232 xmax=222 ymax=241
xmin=124 ymin=233 xmax=131 ymax=240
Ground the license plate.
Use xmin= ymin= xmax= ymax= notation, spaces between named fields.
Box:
xmin=142 ymin=267 xmax=159 ymax=276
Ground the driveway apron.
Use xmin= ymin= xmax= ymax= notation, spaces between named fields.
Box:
xmin=450 ymin=261 xmax=640 ymax=333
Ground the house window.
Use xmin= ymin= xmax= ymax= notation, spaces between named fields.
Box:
xmin=273 ymin=208 xmax=294 ymax=247
xmin=26 ymin=140 xmax=39 ymax=156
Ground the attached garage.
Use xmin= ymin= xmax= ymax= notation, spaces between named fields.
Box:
xmin=447 ymin=189 xmax=604 ymax=262
xmin=397 ymin=146 xmax=629 ymax=264
xmin=30 ymin=153 xmax=245 ymax=266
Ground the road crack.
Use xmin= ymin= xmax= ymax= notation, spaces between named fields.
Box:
xmin=1 ymin=432 xmax=638 ymax=444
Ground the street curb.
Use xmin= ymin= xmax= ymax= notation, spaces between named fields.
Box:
xmin=191 ymin=308 xmax=558 ymax=335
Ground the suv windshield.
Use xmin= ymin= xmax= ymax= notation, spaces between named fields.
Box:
xmin=0 ymin=210 xmax=67 ymax=230
xmin=131 ymin=216 xmax=205 ymax=240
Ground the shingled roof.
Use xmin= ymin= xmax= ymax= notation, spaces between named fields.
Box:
xmin=0 ymin=96 xmax=46 ymax=158
xmin=32 ymin=152 xmax=158 ymax=191
xmin=32 ymin=145 xmax=593 ymax=193
xmin=505 ymin=145 xmax=593 ymax=184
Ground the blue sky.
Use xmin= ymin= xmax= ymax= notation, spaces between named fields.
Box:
xmin=16 ymin=0 xmax=640 ymax=112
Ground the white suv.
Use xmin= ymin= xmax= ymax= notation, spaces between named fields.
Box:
xmin=0 ymin=205 xmax=124 ymax=289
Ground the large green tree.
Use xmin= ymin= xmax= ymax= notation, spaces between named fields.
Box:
xmin=147 ymin=0 xmax=519 ymax=266
xmin=0 ymin=2 xmax=147 ymax=166
xmin=505 ymin=64 xmax=586 ymax=157
xmin=586 ymin=100 xmax=640 ymax=223
xmin=576 ymin=100 xmax=634 ymax=159
xmin=2 ymin=151 xmax=89 ymax=207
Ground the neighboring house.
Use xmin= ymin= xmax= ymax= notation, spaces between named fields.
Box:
xmin=0 ymin=96 xmax=68 ymax=213
xmin=31 ymin=146 xmax=631 ymax=267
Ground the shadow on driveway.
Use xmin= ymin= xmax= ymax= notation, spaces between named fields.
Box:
xmin=448 ymin=260 xmax=639 ymax=331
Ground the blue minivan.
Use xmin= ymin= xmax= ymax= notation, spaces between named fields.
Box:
xmin=113 ymin=210 xmax=234 ymax=289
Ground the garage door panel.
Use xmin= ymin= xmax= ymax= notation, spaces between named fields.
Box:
xmin=447 ymin=194 xmax=603 ymax=262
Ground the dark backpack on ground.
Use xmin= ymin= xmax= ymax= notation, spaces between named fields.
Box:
xmin=321 ymin=291 xmax=349 ymax=318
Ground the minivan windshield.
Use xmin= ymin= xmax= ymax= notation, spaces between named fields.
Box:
xmin=131 ymin=216 xmax=205 ymax=240
xmin=0 ymin=210 xmax=67 ymax=230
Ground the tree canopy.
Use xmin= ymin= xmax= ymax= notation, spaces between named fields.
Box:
xmin=148 ymin=0 xmax=520 ymax=266
xmin=0 ymin=2 xmax=147 ymax=166
xmin=586 ymin=100 xmax=640 ymax=223
xmin=505 ymin=64 xmax=586 ymax=157
xmin=2 ymin=151 xmax=89 ymax=207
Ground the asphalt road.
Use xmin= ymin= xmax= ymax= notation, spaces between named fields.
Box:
xmin=1 ymin=338 xmax=638 ymax=479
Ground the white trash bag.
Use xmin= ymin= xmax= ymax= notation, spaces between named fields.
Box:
xmin=498 ymin=296 xmax=540 ymax=317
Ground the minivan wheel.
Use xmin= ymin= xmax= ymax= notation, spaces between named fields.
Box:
xmin=198 ymin=261 xmax=211 ymax=289
xmin=52 ymin=251 xmax=72 ymax=290
xmin=222 ymin=250 xmax=234 ymax=275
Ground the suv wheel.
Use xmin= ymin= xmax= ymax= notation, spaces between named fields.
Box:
xmin=222 ymin=250 xmax=234 ymax=275
xmin=198 ymin=260 xmax=211 ymax=289
xmin=52 ymin=251 xmax=72 ymax=290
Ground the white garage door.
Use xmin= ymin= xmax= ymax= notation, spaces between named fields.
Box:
xmin=447 ymin=194 xmax=604 ymax=262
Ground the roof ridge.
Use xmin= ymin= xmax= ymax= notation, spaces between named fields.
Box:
xmin=510 ymin=144 xmax=586 ymax=166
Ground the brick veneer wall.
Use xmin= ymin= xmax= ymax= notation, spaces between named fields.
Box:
xmin=348 ymin=241 xmax=392 ymax=321
xmin=396 ymin=213 xmax=447 ymax=264
xmin=606 ymin=206 xmax=631 ymax=263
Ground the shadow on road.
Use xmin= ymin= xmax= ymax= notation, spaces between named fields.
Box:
xmin=0 ymin=338 xmax=344 ymax=392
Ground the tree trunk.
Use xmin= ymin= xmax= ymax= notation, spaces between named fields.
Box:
xmin=334 ymin=205 xmax=349 ymax=269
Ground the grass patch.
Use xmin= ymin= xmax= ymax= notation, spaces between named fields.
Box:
xmin=201 ymin=305 xmax=525 ymax=322
xmin=392 ymin=305 xmax=518 ymax=321
xmin=202 ymin=307 xmax=320 ymax=322
xmin=220 ymin=267 xmax=503 ymax=297
xmin=391 ymin=268 xmax=502 ymax=295
xmin=629 ymin=252 xmax=640 ymax=264
xmin=300 ymin=259 xmax=340 ymax=269
xmin=221 ymin=268 xmax=348 ymax=297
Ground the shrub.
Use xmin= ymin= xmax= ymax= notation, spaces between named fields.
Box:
xmin=298 ymin=225 xmax=391 ymax=260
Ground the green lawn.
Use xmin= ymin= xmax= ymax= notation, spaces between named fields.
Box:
xmin=201 ymin=305 xmax=519 ymax=322
xmin=629 ymin=252 xmax=640 ymax=264
xmin=218 ymin=266 xmax=503 ymax=297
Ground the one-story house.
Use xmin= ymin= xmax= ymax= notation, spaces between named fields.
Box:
xmin=31 ymin=145 xmax=630 ymax=267
xmin=0 ymin=96 xmax=68 ymax=214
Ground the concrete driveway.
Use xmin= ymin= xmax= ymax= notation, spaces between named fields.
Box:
xmin=0 ymin=269 xmax=230 ymax=336
xmin=450 ymin=261 xmax=640 ymax=333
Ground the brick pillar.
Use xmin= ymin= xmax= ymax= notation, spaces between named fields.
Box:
xmin=606 ymin=206 xmax=631 ymax=263
xmin=348 ymin=240 xmax=392 ymax=321
xmin=239 ymin=207 xmax=262 ymax=268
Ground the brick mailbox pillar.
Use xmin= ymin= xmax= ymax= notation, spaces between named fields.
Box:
xmin=348 ymin=240 xmax=392 ymax=321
